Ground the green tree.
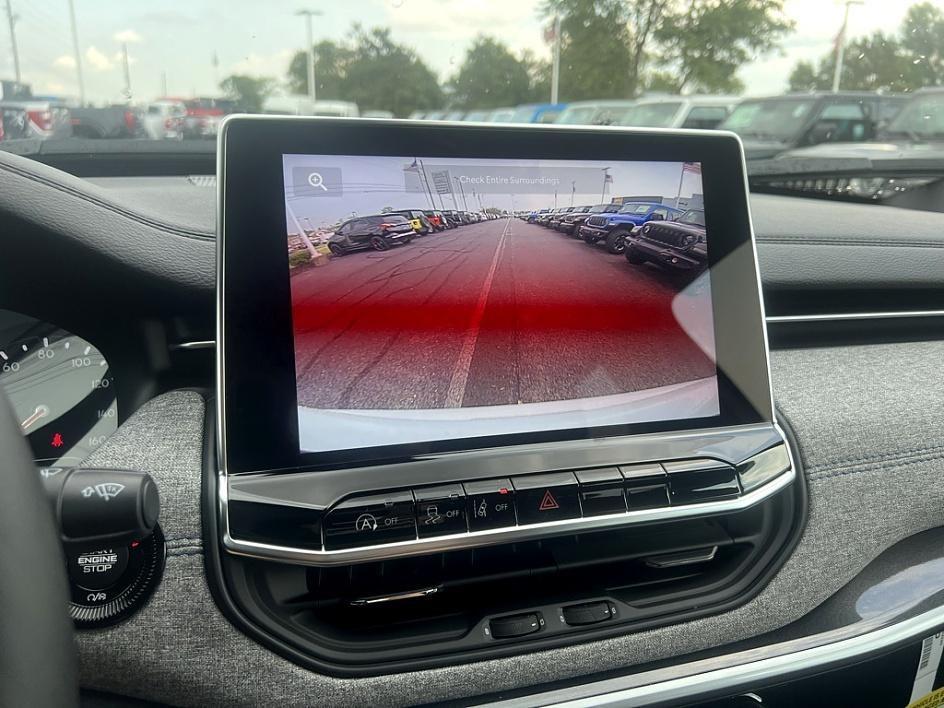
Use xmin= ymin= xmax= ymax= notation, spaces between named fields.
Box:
xmin=449 ymin=37 xmax=533 ymax=109
xmin=284 ymin=26 xmax=443 ymax=117
xmin=343 ymin=26 xmax=444 ymax=116
xmin=655 ymin=0 xmax=792 ymax=93
xmin=787 ymin=60 xmax=826 ymax=92
xmin=625 ymin=0 xmax=668 ymax=96
xmin=786 ymin=3 xmax=944 ymax=93
xmin=900 ymin=2 xmax=944 ymax=86
xmin=219 ymin=74 xmax=274 ymax=112
xmin=541 ymin=0 xmax=635 ymax=100
xmin=788 ymin=33 xmax=917 ymax=93
xmin=520 ymin=49 xmax=552 ymax=102
xmin=286 ymin=40 xmax=353 ymax=98
xmin=542 ymin=0 xmax=790 ymax=98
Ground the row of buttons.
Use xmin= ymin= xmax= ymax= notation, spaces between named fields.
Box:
xmin=322 ymin=459 xmax=743 ymax=551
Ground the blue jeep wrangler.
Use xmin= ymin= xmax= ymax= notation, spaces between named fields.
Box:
xmin=578 ymin=201 xmax=684 ymax=253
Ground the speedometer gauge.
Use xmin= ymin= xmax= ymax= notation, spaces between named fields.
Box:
xmin=0 ymin=309 xmax=117 ymax=465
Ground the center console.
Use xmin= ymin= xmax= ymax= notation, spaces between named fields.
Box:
xmin=211 ymin=117 xmax=805 ymax=675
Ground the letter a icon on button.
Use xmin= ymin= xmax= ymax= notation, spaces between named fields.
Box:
xmin=539 ymin=490 xmax=559 ymax=511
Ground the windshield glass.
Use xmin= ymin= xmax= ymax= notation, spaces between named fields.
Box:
xmin=618 ymin=103 xmax=681 ymax=127
xmin=678 ymin=210 xmax=706 ymax=226
xmin=719 ymin=99 xmax=816 ymax=140
xmin=884 ymin=93 xmax=944 ymax=138
xmin=619 ymin=203 xmax=654 ymax=214
xmin=2 ymin=0 xmax=943 ymax=205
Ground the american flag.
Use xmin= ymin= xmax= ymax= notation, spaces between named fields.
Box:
xmin=682 ymin=162 xmax=701 ymax=175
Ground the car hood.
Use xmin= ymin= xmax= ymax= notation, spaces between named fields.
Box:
xmin=778 ymin=140 xmax=944 ymax=160
xmin=740 ymin=139 xmax=791 ymax=160
xmin=647 ymin=221 xmax=705 ymax=236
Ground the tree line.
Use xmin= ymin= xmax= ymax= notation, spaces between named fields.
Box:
xmin=219 ymin=0 xmax=944 ymax=119
xmin=789 ymin=2 xmax=944 ymax=92
xmin=219 ymin=0 xmax=792 ymax=116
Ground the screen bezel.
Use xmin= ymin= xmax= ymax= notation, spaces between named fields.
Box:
xmin=218 ymin=116 xmax=773 ymax=475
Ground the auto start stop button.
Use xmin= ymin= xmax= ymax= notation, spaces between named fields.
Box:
xmin=67 ymin=546 xmax=129 ymax=591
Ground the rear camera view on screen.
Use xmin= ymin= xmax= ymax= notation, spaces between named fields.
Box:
xmin=283 ymin=154 xmax=719 ymax=453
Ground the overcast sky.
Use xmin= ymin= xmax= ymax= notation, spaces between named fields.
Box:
xmin=282 ymin=154 xmax=702 ymax=228
xmin=2 ymin=0 xmax=936 ymax=105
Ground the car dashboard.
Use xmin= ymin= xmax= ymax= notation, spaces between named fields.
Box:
xmin=2 ymin=146 xmax=944 ymax=707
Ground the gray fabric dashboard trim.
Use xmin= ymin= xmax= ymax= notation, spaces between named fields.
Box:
xmin=75 ymin=341 xmax=944 ymax=707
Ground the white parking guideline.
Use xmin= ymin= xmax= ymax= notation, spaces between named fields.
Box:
xmin=444 ymin=218 xmax=511 ymax=407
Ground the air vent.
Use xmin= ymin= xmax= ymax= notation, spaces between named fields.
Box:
xmin=219 ymin=484 xmax=800 ymax=674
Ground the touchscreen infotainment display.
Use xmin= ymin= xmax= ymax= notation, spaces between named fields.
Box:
xmin=282 ymin=154 xmax=718 ymax=454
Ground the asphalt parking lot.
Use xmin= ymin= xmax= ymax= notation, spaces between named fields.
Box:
xmin=290 ymin=217 xmax=716 ymax=409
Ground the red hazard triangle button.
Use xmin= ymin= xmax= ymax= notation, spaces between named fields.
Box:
xmin=539 ymin=489 xmax=559 ymax=511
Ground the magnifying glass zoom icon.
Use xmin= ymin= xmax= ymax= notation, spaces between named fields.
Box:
xmin=308 ymin=172 xmax=328 ymax=191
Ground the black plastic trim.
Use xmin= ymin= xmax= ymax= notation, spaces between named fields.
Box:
xmin=203 ymin=399 xmax=808 ymax=678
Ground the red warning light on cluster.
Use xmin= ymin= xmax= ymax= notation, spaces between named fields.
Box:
xmin=50 ymin=432 xmax=64 ymax=448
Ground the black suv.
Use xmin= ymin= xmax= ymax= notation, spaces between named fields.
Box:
xmin=327 ymin=214 xmax=415 ymax=255
xmin=624 ymin=208 xmax=707 ymax=274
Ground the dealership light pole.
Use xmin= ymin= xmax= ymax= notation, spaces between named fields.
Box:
xmin=549 ymin=15 xmax=561 ymax=104
xmin=285 ymin=200 xmax=318 ymax=259
xmin=4 ymin=0 xmax=20 ymax=83
xmin=600 ymin=167 xmax=611 ymax=203
xmin=454 ymin=176 xmax=469 ymax=210
xmin=120 ymin=42 xmax=132 ymax=100
xmin=296 ymin=9 xmax=322 ymax=102
xmin=831 ymin=0 xmax=862 ymax=93
xmin=67 ymin=0 xmax=86 ymax=105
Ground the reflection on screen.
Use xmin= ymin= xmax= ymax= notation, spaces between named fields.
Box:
xmin=282 ymin=154 xmax=718 ymax=453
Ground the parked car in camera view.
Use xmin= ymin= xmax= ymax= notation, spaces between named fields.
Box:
xmin=536 ymin=207 xmax=564 ymax=226
xmin=624 ymin=208 xmax=707 ymax=274
xmin=548 ymin=206 xmax=576 ymax=229
xmin=560 ymin=203 xmax=619 ymax=235
xmin=391 ymin=209 xmax=433 ymax=234
xmin=423 ymin=210 xmax=450 ymax=230
xmin=579 ymin=201 xmax=685 ymax=253
xmin=555 ymin=205 xmax=591 ymax=231
xmin=327 ymin=214 xmax=415 ymax=255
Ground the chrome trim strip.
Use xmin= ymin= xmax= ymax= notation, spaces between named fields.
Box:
xmin=348 ymin=586 xmax=440 ymax=606
xmin=216 ymin=118 xmax=230 ymax=541
xmin=494 ymin=602 xmax=944 ymax=707
xmin=645 ymin=545 xmax=718 ymax=568
xmin=220 ymin=466 xmax=794 ymax=567
xmin=734 ymin=132 xmax=777 ymax=425
xmin=170 ymin=340 xmax=216 ymax=351
xmin=767 ymin=310 xmax=944 ymax=324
